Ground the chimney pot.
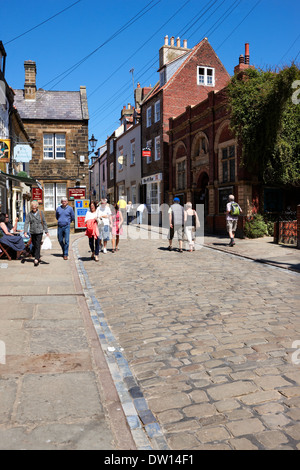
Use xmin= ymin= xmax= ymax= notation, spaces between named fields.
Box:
xmin=164 ymin=35 xmax=168 ymax=46
xmin=183 ymin=39 xmax=187 ymax=48
xmin=176 ymin=37 xmax=180 ymax=47
xmin=239 ymin=54 xmax=244 ymax=64
xmin=170 ymin=36 xmax=175 ymax=46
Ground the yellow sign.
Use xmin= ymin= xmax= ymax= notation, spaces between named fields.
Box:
xmin=0 ymin=139 xmax=10 ymax=163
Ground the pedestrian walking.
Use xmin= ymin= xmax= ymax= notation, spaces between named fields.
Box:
xmin=111 ymin=203 xmax=123 ymax=253
xmin=184 ymin=202 xmax=200 ymax=252
xmin=126 ymin=201 xmax=134 ymax=224
xmin=85 ymin=201 xmax=100 ymax=261
xmin=226 ymin=194 xmax=242 ymax=246
xmin=96 ymin=198 xmax=111 ymax=254
xmin=168 ymin=197 xmax=184 ymax=252
xmin=24 ymin=201 xmax=49 ymax=266
xmin=136 ymin=203 xmax=146 ymax=225
xmin=56 ymin=197 xmax=75 ymax=260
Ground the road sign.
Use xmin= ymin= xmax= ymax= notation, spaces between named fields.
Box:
xmin=75 ymin=199 xmax=89 ymax=229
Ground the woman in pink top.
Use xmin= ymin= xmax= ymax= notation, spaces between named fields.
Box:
xmin=110 ymin=203 xmax=123 ymax=253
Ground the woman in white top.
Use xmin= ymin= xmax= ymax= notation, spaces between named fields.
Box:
xmin=96 ymin=198 xmax=111 ymax=253
xmin=184 ymin=202 xmax=199 ymax=252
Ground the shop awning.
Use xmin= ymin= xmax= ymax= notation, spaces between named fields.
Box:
xmin=0 ymin=170 xmax=39 ymax=187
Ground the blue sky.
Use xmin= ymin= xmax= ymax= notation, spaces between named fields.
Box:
xmin=1 ymin=0 xmax=299 ymax=150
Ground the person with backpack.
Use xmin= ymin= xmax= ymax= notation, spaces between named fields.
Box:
xmin=226 ymin=194 xmax=242 ymax=247
xmin=168 ymin=197 xmax=184 ymax=252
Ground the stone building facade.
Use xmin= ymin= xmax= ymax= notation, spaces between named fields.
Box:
xmin=14 ymin=60 xmax=89 ymax=225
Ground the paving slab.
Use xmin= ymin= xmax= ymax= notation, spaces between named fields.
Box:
xmin=0 ymin=235 xmax=135 ymax=451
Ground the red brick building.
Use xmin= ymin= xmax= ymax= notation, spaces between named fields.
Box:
xmin=140 ymin=36 xmax=230 ymax=209
xmin=168 ymin=44 xmax=256 ymax=234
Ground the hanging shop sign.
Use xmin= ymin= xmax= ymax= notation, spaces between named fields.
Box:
xmin=0 ymin=139 xmax=10 ymax=163
xmin=32 ymin=187 xmax=43 ymax=204
xmin=142 ymin=147 xmax=151 ymax=158
xmin=13 ymin=144 xmax=32 ymax=162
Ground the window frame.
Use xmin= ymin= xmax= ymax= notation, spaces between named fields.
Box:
xmin=44 ymin=183 xmax=67 ymax=211
xmin=130 ymin=141 xmax=136 ymax=165
xmin=197 ymin=66 xmax=215 ymax=87
xmin=218 ymin=142 xmax=236 ymax=184
xmin=154 ymin=100 xmax=160 ymax=123
xmin=146 ymin=106 xmax=152 ymax=128
xmin=43 ymin=133 xmax=66 ymax=160
xmin=154 ymin=136 xmax=161 ymax=161
xmin=176 ymin=159 xmax=186 ymax=190
xmin=146 ymin=140 xmax=152 ymax=164
xmin=110 ymin=162 xmax=114 ymax=180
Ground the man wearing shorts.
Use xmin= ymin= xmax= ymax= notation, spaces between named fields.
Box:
xmin=226 ymin=194 xmax=242 ymax=246
xmin=168 ymin=197 xmax=184 ymax=252
xmin=96 ymin=199 xmax=111 ymax=253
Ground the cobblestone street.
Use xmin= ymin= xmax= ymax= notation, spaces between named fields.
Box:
xmin=77 ymin=227 xmax=300 ymax=450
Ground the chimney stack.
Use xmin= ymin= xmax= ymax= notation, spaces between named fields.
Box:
xmin=24 ymin=60 xmax=37 ymax=100
xmin=245 ymin=42 xmax=250 ymax=64
xmin=159 ymin=35 xmax=191 ymax=68
xmin=234 ymin=43 xmax=253 ymax=75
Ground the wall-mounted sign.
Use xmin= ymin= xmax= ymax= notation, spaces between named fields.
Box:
xmin=142 ymin=147 xmax=151 ymax=158
xmin=32 ymin=187 xmax=43 ymax=204
xmin=13 ymin=144 xmax=32 ymax=162
xmin=0 ymin=139 xmax=10 ymax=163
xmin=68 ymin=187 xmax=86 ymax=200
xmin=141 ymin=173 xmax=162 ymax=185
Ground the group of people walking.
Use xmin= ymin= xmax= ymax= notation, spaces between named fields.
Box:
xmin=84 ymin=198 xmax=123 ymax=261
xmin=1 ymin=193 xmax=241 ymax=264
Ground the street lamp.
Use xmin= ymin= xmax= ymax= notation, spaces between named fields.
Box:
xmin=88 ymin=134 xmax=98 ymax=154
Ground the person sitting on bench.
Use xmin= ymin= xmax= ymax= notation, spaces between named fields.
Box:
xmin=0 ymin=213 xmax=25 ymax=258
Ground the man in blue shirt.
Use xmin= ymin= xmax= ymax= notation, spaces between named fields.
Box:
xmin=56 ymin=197 xmax=75 ymax=260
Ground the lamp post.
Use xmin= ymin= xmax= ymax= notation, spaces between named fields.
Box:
xmin=88 ymin=134 xmax=98 ymax=155
xmin=87 ymin=134 xmax=97 ymax=198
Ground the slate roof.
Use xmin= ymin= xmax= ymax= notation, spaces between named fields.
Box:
xmin=13 ymin=89 xmax=87 ymax=121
